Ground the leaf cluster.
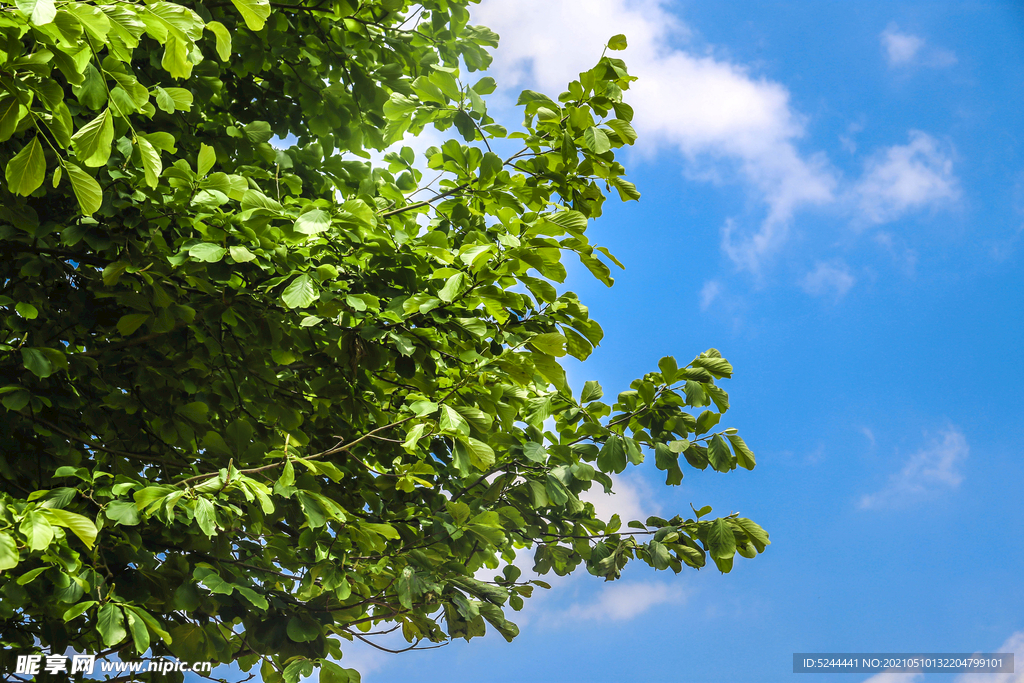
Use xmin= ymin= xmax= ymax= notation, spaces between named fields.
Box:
xmin=0 ymin=1 xmax=768 ymax=680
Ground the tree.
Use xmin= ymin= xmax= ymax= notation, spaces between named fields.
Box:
xmin=0 ymin=0 xmax=769 ymax=680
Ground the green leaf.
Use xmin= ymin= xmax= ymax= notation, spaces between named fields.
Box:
xmin=607 ymin=34 xmax=628 ymax=50
xmin=0 ymin=97 xmax=26 ymax=143
xmin=160 ymin=35 xmax=193 ymax=78
xmin=136 ymin=134 xmax=161 ymax=188
xmin=683 ymin=380 xmax=707 ymax=407
xmin=464 ymin=437 xmax=495 ymax=470
xmin=126 ymin=608 xmax=151 ymax=653
xmin=243 ymin=120 xmax=273 ymax=143
xmin=2 ymin=390 xmax=31 ymax=411
xmin=235 ymin=585 xmax=269 ymax=609
xmin=580 ymin=380 xmax=603 ymax=403
xmin=733 ymin=517 xmax=770 ymax=552
xmin=705 ymin=384 xmax=730 ymax=412
xmin=21 ymin=348 xmax=53 ymax=378
xmin=625 ymin=437 xmax=644 ymax=465
xmin=707 ymin=518 xmax=736 ymax=560
xmin=282 ymin=274 xmax=317 ymax=309
xmin=167 ymin=623 xmax=210 ymax=662
xmin=320 ymin=661 xmax=355 ymax=683
xmin=40 ymin=508 xmax=97 ymax=548
xmin=17 ymin=566 xmax=48 ymax=585
xmin=229 ymin=245 xmax=256 ymax=262
xmin=16 ymin=0 xmax=56 ymax=25
xmin=280 ymin=459 xmax=295 ymax=487
xmin=125 ymin=604 xmax=173 ymax=643
xmin=105 ymin=500 xmax=140 ymax=526
xmin=71 ymin=108 xmax=114 ymax=167
xmin=692 ymin=355 xmax=734 ymax=378
xmin=189 ymin=243 xmax=227 ymax=263
xmin=654 ymin=443 xmax=684 ymax=485
xmin=116 ymin=313 xmax=149 ymax=336
xmin=583 ymin=126 xmax=611 ymax=154
xmin=230 ymin=0 xmax=270 ymax=30
xmin=153 ymin=86 xmax=176 ymax=113
xmin=176 ymin=401 xmax=208 ymax=422
xmin=707 ymin=434 xmax=733 ymax=473
xmin=19 ymin=510 xmax=54 ymax=551
xmin=727 ymin=434 xmax=756 ymax=470
xmin=607 ymin=119 xmax=638 ymax=144
xmin=15 ymin=302 xmax=38 ymax=319
xmin=522 ymin=442 xmax=546 ymax=463
xmin=657 ymin=356 xmax=678 ymax=383
xmin=438 ymin=272 xmax=467 ymax=302
xmin=205 ymin=20 xmax=232 ymax=60
xmin=684 ymin=443 xmax=711 ymax=472
xmin=67 ymin=2 xmax=110 ymax=41
xmin=440 ymin=405 xmax=470 ymax=436
xmin=597 ymin=436 xmax=626 ymax=474
xmin=533 ymin=353 xmax=567 ymax=391
xmin=197 ymin=143 xmax=216 ymax=176
xmin=194 ymin=497 xmax=216 ymax=537
xmin=695 ymin=410 xmax=721 ymax=435
xmin=6 ymin=137 xmax=46 ymax=196
xmin=287 ymin=616 xmax=321 ymax=642
xmin=63 ymin=600 xmax=96 ymax=621
xmin=528 ymin=332 xmax=566 ymax=357
xmin=294 ymin=209 xmax=330 ymax=235
xmin=97 ymin=603 xmax=127 ymax=647
xmin=0 ymin=532 xmax=18 ymax=570
xmin=163 ymin=87 xmax=193 ymax=111
xmin=75 ymin=64 xmax=108 ymax=111
xmin=65 ymin=162 xmax=103 ymax=215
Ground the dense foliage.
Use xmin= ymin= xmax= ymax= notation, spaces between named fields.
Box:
xmin=0 ymin=0 xmax=769 ymax=680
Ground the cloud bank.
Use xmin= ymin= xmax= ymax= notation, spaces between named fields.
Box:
xmin=474 ymin=0 xmax=835 ymax=273
xmin=859 ymin=426 xmax=969 ymax=509
xmin=881 ymin=23 xmax=957 ymax=68
xmin=856 ymin=131 xmax=960 ymax=225
xmin=473 ymin=1 xmax=960 ymax=280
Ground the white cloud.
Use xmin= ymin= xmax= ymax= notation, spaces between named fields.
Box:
xmin=881 ymin=25 xmax=925 ymax=65
xmin=473 ymin=3 xmax=960 ymax=276
xmin=474 ymin=0 xmax=836 ymax=273
xmin=544 ymin=580 xmax=686 ymax=626
xmin=859 ymin=426 xmax=969 ymax=510
xmin=699 ymin=280 xmax=721 ymax=311
xmin=956 ymin=630 xmax=1024 ymax=683
xmin=880 ymin=23 xmax=957 ymax=68
xmin=861 ymin=673 xmax=924 ymax=683
xmin=579 ymin=471 xmax=657 ymax=524
xmin=856 ymin=131 xmax=959 ymax=225
xmin=331 ymin=645 xmax=390 ymax=683
xmin=800 ymin=259 xmax=856 ymax=300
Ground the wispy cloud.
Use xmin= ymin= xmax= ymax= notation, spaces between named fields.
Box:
xmin=474 ymin=0 xmax=836 ymax=274
xmin=955 ymin=630 xmax=1024 ymax=683
xmin=881 ymin=23 xmax=957 ymax=68
xmin=859 ymin=426 xmax=969 ymax=509
xmin=881 ymin=25 xmax=925 ymax=66
xmin=473 ymin=2 xmax=959 ymax=280
xmin=700 ymin=280 xmax=721 ymax=311
xmin=856 ymin=131 xmax=959 ymax=225
xmin=801 ymin=260 xmax=856 ymax=300
xmin=543 ymin=580 xmax=686 ymax=626
xmin=579 ymin=470 xmax=658 ymax=524
xmin=861 ymin=672 xmax=924 ymax=683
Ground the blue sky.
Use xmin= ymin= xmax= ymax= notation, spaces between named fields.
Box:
xmin=192 ymin=1 xmax=1024 ymax=681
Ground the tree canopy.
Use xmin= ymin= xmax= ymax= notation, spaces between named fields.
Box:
xmin=0 ymin=0 xmax=769 ymax=680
